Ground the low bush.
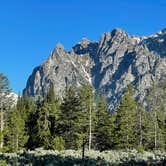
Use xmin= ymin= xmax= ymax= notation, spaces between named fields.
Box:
xmin=0 ymin=149 xmax=165 ymax=165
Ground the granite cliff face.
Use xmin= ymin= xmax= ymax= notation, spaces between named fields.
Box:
xmin=23 ymin=28 xmax=166 ymax=110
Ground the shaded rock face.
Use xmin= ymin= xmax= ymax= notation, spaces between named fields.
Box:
xmin=23 ymin=28 xmax=166 ymax=110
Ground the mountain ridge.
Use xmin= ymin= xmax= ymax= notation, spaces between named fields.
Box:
xmin=23 ymin=28 xmax=166 ymax=110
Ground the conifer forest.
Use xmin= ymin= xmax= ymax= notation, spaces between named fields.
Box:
xmin=0 ymin=73 xmax=165 ymax=165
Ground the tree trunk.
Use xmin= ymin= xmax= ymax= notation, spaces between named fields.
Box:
xmin=82 ymin=137 xmax=85 ymax=166
xmin=89 ymin=103 xmax=92 ymax=151
xmin=0 ymin=101 xmax=4 ymax=149
xmin=16 ymin=134 xmax=18 ymax=152
xmin=139 ymin=110 xmax=142 ymax=145
xmin=126 ymin=122 xmax=129 ymax=149
xmin=138 ymin=79 xmax=143 ymax=146
xmin=154 ymin=111 xmax=157 ymax=149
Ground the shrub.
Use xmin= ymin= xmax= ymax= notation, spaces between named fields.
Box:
xmin=0 ymin=160 xmax=7 ymax=166
xmin=137 ymin=145 xmax=144 ymax=154
xmin=0 ymin=149 xmax=165 ymax=165
xmin=51 ymin=136 xmax=65 ymax=151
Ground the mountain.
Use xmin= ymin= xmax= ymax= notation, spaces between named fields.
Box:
xmin=23 ymin=28 xmax=166 ymax=110
xmin=7 ymin=92 xmax=18 ymax=105
xmin=1 ymin=92 xmax=18 ymax=105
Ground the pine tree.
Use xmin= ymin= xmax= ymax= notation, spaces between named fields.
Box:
xmin=6 ymin=107 xmax=28 ymax=152
xmin=112 ymin=85 xmax=137 ymax=149
xmin=59 ymin=87 xmax=83 ymax=149
xmin=94 ymin=95 xmax=112 ymax=151
xmin=140 ymin=110 xmax=154 ymax=150
xmin=18 ymin=93 xmax=35 ymax=121
xmin=35 ymin=102 xmax=51 ymax=149
xmin=44 ymin=82 xmax=60 ymax=139
xmin=26 ymin=83 xmax=60 ymax=150
xmin=26 ymin=96 xmax=43 ymax=149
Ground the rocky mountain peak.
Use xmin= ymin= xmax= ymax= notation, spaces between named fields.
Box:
xmin=24 ymin=28 xmax=166 ymax=111
xmin=54 ymin=43 xmax=65 ymax=54
xmin=99 ymin=29 xmax=129 ymax=47
xmin=79 ymin=38 xmax=90 ymax=48
xmin=111 ymin=28 xmax=128 ymax=36
xmin=48 ymin=43 xmax=65 ymax=63
xmin=100 ymin=32 xmax=111 ymax=42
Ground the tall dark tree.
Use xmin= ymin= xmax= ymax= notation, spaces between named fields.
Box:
xmin=26 ymin=96 xmax=43 ymax=149
xmin=26 ymin=83 xmax=60 ymax=150
xmin=35 ymin=102 xmax=51 ymax=148
xmin=112 ymin=85 xmax=137 ymax=149
xmin=59 ymin=87 xmax=83 ymax=149
xmin=94 ymin=95 xmax=112 ymax=151
xmin=44 ymin=82 xmax=60 ymax=138
xmin=6 ymin=107 xmax=28 ymax=152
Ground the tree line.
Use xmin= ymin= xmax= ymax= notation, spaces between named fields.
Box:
xmin=0 ymin=73 xmax=165 ymax=152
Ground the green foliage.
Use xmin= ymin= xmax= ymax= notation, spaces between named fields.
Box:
xmin=112 ymin=85 xmax=137 ymax=149
xmin=0 ymin=73 xmax=12 ymax=151
xmin=94 ymin=95 xmax=112 ymax=151
xmin=134 ymin=103 xmax=153 ymax=150
xmin=6 ymin=107 xmax=28 ymax=152
xmin=137 ymin=145 xmax=144 ymax=154
xmin=26 ymin=96 xmax=43 ymax=149
xmin=59 ymin=87 xmax=83 ymax=149
xmin=145 ymin=80 xmax=166 ymax=150
xmin=0 ymin=160 xmax=7 ymax=166
xmin=26 ymin=83 xmax=60 ymax=150
xmin=0 ymin=149 xmax=166 ymax=165
xmin=79 ymin=83 xmax=95 ymax=150
xmin=51 ymin=136 xmax=65 ymax=151
xmin=35 ymin=102 xmax=51 ymax=149
xmin=1 ymin=78 xmax=165 ymax=153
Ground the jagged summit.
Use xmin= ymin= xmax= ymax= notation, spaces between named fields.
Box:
xmin=111 ymin=28 xmax=128 ymax=36
xmin=24 ymin=28 xmax=166 ymax=110
xmin=53 ymin=43 xmax=65 ymax=55
xmin=55 ymin=43 xmax=65 ymax=50
xmin=99 ymin=29 xmax=128 ymax=43
xmin=79 ymin=38 xmax=90 ymax=46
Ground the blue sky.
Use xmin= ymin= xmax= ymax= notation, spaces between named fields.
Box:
xmin=0 ymin=0 xmax=166 ymax=93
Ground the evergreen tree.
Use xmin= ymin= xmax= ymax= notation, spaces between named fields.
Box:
xmin=26 ymin=95 xmax=43 ymax=149
xmin=59 ymin=87 xmax=83 ymax=149
xmin=6 ymin=107 xmax=28 ymax=152
xmin=26 ymin=83 xmax=60 ymax=150
xmin=17 ymin=94 xmax=35 ymax=145
xmin=44 ymin=82 xmax=60 ymax=139
xmin=19 ymin=93 xmax=35 ymax=121
xmin=35 ymin=102 xmax=51 ymax=149
xmin=94 ymin=95 xmax=112 ymax=151
xmin=112 ymin=85 xmax=137 ymax=149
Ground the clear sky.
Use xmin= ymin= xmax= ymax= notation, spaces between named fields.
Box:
xmin=0 ymin=0 xmax=166 ymax=93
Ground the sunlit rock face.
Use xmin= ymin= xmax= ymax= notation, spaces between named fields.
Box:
xmin=24 ymin=28 xmax=166 ymax=110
